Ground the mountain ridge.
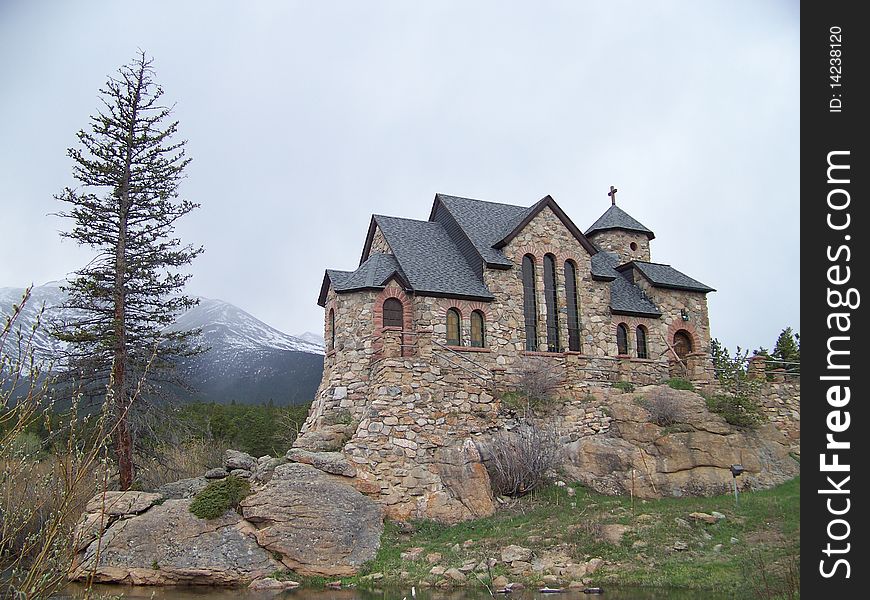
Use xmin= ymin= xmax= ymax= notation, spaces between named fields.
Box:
xmin=0 ymin=283 xmax=324 ymax=405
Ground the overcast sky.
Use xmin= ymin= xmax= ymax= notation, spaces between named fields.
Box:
xmin=0 ymin=1 xmax=799 ymax=352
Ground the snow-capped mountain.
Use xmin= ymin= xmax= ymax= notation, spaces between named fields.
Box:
xmin=0 ymin=282 xmax=324 ymax=405
xmin=0 ymin=281 xmax=70 ymax=360
xmin=170 ymin=298 xmax=324 ymax=355
xmin=296 ymin=331 xmax=325 ymax=347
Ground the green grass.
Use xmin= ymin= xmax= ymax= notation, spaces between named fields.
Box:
xmin=337 ymin=477 xmax=800 ymax=594
xmin=666 ymin=378 xmax=695 ymax=391
xmin=189 ymin=475 xmax=251 ymax=519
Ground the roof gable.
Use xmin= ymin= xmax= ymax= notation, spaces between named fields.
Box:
xmin=617 ymin=260 xmax=715 ymax=293
xmin=585 ymin=205 xmax=655 ymax=239
xmin=493 ymin=195 xmax=598 ymax=255
xmin=430 ymin=193 xmax=532 ymax=268
xmin=368 ymin=214 xmax=493 ymax=300
xmin=317 ymin=253 xmax=410 ymax=306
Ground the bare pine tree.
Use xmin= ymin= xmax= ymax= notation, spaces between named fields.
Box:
xmin=54 ymin=52 xmax=203 ymax=490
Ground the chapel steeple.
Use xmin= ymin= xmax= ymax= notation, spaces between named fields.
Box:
xmin=585 ymin=186 xmax=654 ymax=262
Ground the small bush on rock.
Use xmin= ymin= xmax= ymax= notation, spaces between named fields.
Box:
xmin=642 ymin=390 xmax=682 ymax=427
xmin=505 ymin=359 xmax=562 ymax=415
xmin=189 ymin=475 xmax=251 ymax=519
xmin=705 ymin=394 xmax=764 ymax=429
xmin=486 ymin=421 xmax=558 ymax=497
xmin=613 ymin=381 xmax=635 ymax=392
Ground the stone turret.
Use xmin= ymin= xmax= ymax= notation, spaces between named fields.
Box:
xmin=585 ymin=187 xmax=655 ymax=262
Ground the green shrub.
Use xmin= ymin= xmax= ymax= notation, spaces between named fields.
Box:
xmin=189 ymin=476 xmax=251 ymax=519
xmin=613 ymin=381 xmax=635 ymax=392
xmin=706 ymin=394 xmax=764 ymax=428
xmin=666 ymin=377 xmax=694 ymax=391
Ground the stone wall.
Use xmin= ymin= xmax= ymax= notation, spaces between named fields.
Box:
xmin=756 ymin=378 xmax=800 ymax=450
xmin=586 ymin=229 xmax=651 ymax=263
xmin=343 ymin=348 xmax=499 ymax=523
xmin=369 ymin=225 xmax=392 ymax=255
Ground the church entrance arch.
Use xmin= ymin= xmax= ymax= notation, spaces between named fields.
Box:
xmin=673 ymin=330 xmax=693 ymax=360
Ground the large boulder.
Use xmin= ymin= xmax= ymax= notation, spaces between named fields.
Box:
xmin=293 ymin=424 xmax=355 ymax=452
xmin=156 ymin=476 xmax=209 ymax=499
xmin=224 ymin=449 xmax=256 ymax=472
xmin=240 ymin=462 xmax=383 ymax=576
xmin=71 ymin=498 xmax=282 ymax=585
xmin=560 ymin=387 xmax=800 ymax=497
xmin=424 ymin=439 xmax=495 ymax=523
xmin=286 ymin=448 xmax=356 ymax=477
xmin=84 ymin=491 xmax=163 ymax=516
xmin=73 ymin=491 xmax=164 ymax=552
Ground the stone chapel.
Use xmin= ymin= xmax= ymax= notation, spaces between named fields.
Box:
xmin=295 ymin=191 xmax=720 ymax=521
xmin=317 ymin=190 xmax=714 ymax=387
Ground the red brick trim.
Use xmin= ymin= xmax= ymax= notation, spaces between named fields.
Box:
xmin=445 ymin=346 xmax=491 ymax=353
xmin=512 ymin=244 xmax=584 ymax=270
xmin=373 ymin=282 xmax=414 ymax=357
xmin=666 ymin=318 xmax=700 ymax=352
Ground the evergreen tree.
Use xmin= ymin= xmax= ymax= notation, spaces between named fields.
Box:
xmin=772 ymin=327 xmax=800 ymax=372
xmin=54 ymin=52 xmax=202 ymax=489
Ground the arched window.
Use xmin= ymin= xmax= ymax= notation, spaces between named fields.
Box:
xmin=565 ymin=260 xmax=581 ymax=352
xmin=616 ymin=323 xmax=629 ymax=355
xmin=446 ymin=308 xmax=462 ymax=346
xmin=673 ymin=330 xmax=693 ymax=359
xmin=636 ymin=325 xmax=648 ymax=359
xmin=471 ymin=310 xmax=485 ymax=348
xmin=328 ymin=309 xmax=336 ymax=351
xmin=383 ymin=298 xmax=403 ymax=328
xmin=543 ymin=254 xmax=560 ymax=352
xmin=522 ymin=255 xmax=538 ymax=351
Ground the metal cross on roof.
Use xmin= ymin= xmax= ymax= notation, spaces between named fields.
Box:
xmin=608 ymin=185 xmax=618 ymax=205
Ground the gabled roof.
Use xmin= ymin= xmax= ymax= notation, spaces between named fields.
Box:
xmin=493 ymin=195 xmax=598 ymax=255
xmin=585 ymin=204 xmax=655 ymax=240
xmin=617 ymin=260 xmax=715 ymax=293
xmin=591 ymin=251 xmax=661 ymax=317
xmin=367 ymin=214 xmax=494 ymax=300
xmin=430 ymin=194 xmax=532 ymax=268
xmin=611 ymin=276 xmax=662 ymax=318
xmin=317 ymin=253 xmax=409 ymax=306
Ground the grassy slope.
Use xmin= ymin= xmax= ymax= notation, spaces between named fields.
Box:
xmin=321 ymin=476 xmax=800 ymax=592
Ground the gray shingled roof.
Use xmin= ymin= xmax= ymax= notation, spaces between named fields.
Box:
xmin=585 ymin=205 xmax=655 ymax=239
xmin=627 ymin=261 xmax=715 ymax=293
xmin=591 ymin=251 xmax=619 ymax=280
xmin=590 ymin=251 xmax=661 ymax=317
xmin=610 ymin=276 xmax=662 ymax=317
xmin=436 ymin=194 xmax=533 ymax=267
xmin=374 ymin=215 xmax=494 ymax=299
xmin=327 ymin=253 xmax=405 ymax=292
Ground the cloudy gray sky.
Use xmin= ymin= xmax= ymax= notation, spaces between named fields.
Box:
xmin=0 ymin=0 xmax=799 ymax=352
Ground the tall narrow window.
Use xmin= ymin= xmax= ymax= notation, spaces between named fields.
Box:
xmin=522 ymin=254 xmax=538 ymax=351
xmin=616 ymin=323 xmax=629 ymax=355
xmin=383 ymin=298 xmax=403 ymax=328
xmin=446 ymin=308 xmax=462 ymax=346
xmin=471 ymin=310 xmax=485 ymax=348
xmin=565 ymin=260 xmax=581 ymax=352
xmin=636 ymin=325 xmax=648 ymax=359
xmin=543 ymin=254 xmax=560 ymax=352
xmin=328 ymin=309 xmax=336 ymax=351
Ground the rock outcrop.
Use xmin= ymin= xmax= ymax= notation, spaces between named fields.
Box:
xmin=71 ymin=498 xmax=282 ymax=585
xmin=71 ymin=450 xmax=384 ymax=586
xmin=240 ymin=462 xmax=383 ymax=576
xmin=559 ymin=386 xmax=800 ymax=497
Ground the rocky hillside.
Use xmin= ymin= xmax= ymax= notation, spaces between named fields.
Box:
xmin=0 ymin=282 xmax=324 ymax=405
